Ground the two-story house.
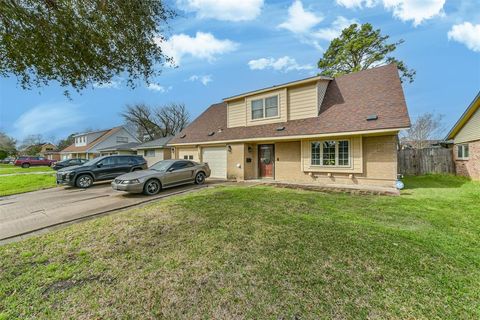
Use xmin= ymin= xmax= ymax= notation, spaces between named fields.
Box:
xmin=169 ymin=64 xmax=411 ymax=189
xmin=60 ymin=126 xmax=139 ymax=160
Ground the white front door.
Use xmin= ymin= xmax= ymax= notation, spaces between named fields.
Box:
xmin=201 ymin=147 xmax=227 ymax=179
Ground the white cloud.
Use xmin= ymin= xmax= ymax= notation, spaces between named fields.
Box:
xmin=188 ymin=75 xmax=213 ymax=85
xmin=278 ymin=0 xmax=323 ymax=34
xmin=278 ymin=2 xmax=356 ymax=50
xmin=336 ymin=0 xmax=376 ymax=8
xmin=313 ymin=16 xmax=357 ymax=41
xmin=147 ymin=83 xmax=172 ymax=93
xmin=93 ymin=79 xmax=121 ymax=89
xmin=177 ymin=0 xmax=263 ymax=21
xmin=448 ymin=22 xmax=480 ymax=52
xmin=336 ymin=0 xmax=445 ymax=26
xmin=159 ymin=32 xmax=238 ymax=65
xmin=248 ymin=56 xmax=314 ymax=72
xmin=13 ymin=103 xmax=84 ymax=139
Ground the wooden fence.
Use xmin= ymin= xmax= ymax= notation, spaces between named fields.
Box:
xmin=398 ymin=148 xmax=454 ymax=175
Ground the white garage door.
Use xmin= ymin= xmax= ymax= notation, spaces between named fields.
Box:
xmin=202 ymin=147 xmax=227 ymax=179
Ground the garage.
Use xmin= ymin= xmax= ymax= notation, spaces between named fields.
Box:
xmin=201 ymin=146 xmax=227 ymax=179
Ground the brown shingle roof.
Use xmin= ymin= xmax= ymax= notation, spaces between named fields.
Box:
xmin=60 ymin=127 xmax=121 ymax=153
xmin=170 ymin=64 xmax=410 ymax=145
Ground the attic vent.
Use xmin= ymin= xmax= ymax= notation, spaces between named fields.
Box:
xmin=180 ymin=134 xmax=186 ymax=139
xmin=366 ymin=114 xmax=378 ymax=121
xmin=208 ymin=131 xmax=215 ymax=136
xmin=218 ymin=128 xmax=223 ymax=133
xmin=276 ymin=126 xmax=286 ymax=131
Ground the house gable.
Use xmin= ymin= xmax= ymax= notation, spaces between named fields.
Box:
xmin=226 ymin=78 xmax=330 ymax=128
xmin=89 ymin=127 xmax=139 ymax=153
xmin=447 ymin=92 xmax=480 ymax=143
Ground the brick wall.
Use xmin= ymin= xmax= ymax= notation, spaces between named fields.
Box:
xmin=454 ymin=140 xmax=480 ymax=180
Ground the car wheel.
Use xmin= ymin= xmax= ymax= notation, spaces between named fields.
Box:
xmin=76 ymin=174 xmax=93 ymax=188
xmin=143 ymin=179 xmax=161 ymax=196
xmin=22 ymin=163 xmax=30 ymax=168
xmin=195 ymin=172 xmax=206 ymax=185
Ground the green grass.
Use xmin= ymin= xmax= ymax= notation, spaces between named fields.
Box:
xmin=0 ymin=174 xmax=56 ymax=196
xmin=0 ymin=164 xmax=53 ymax=175
xmin=0 ymin=175 xmax=479 ymax=319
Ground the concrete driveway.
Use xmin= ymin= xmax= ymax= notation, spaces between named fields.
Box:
xmin=0 ymin=180 xmax=220 ymax=242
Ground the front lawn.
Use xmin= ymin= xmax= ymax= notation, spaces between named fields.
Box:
xmin=0 ymin=164 xmax=53 ymax=175
xmin=0 ymin=175 xmax=479 ymax=319
xmin=0 ymin=174 xmax=56 ymax=196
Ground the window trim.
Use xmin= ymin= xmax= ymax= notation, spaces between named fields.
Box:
xmin=250 ymin=95 xmax=280 ymax=121
xmin=310 ymin=139 xmax=351 ymax=168
xmin=457 ymin=144 xmax=469 ymax=160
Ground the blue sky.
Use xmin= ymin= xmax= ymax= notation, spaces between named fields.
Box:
xmin=0 ymin=0 xmax=479 ymax=143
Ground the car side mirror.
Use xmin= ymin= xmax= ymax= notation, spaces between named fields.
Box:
xmin=167 ymin=167 xmax=175 ymax=172
xmin=97 ymin=163 xmax=103 ymax=168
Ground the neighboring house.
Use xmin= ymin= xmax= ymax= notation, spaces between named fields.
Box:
xmin=169 ymin=64 xmax=411 ymax=189
xmin=98 ymin=142 xmax=140 ymax=156
xmin=60 ymin=127 xmax=139 ymax=160
xmin=135 ymin=136 xmax=173 ymax=166
xmin=20 ymin=143 xmax=57 ymax=157
xmin=445 ymin=91 xmax=480 ymax=180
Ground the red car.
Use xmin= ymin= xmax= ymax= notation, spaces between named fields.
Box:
xmin=14 ymin=156 xmax=56 ymax=168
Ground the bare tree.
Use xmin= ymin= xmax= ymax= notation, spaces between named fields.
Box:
xmin=401 ymin=113 xmax=445 ymax=149
xmin=122 ymin=103 xmax=190 ymax=141
xmin=0 ymin=131 xmax=17 ymax=156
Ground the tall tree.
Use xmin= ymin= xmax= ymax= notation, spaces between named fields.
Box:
xmin=401 ymin=113 xmax=445 ymax=149
xmin=318 ymin=23 xmax=415 ymax=83
xmin=0 ymin=131 xmax=17 ymax=156
xmin=57 ymin=133 xmax=76 ymax=151
xmin=122 ymin=103 xmax=190 ymax=141
xmin=0 ymin=1 xmax=174 ymax=92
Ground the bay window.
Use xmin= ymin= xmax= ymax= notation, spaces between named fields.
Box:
xmin=311 ymin=140 xmax=350 ymax=167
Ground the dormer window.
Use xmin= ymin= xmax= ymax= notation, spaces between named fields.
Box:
xmin=251 ymin=95 xmax=279 ymax=120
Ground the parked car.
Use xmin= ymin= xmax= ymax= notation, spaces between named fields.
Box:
xmin=111 ymin=159 xmax=211 ymax=196
xmin=14 ymin=156 xmax=56 ymax=168
xmin=56 ymin=155 xmax=147 ymax=188
xmin=1 ymin=157 xmax=15 ymax=164
xmin=52 ymin=158 xmax=88 ymax=171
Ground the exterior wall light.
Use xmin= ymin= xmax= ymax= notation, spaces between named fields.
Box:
xmin=227 ymin=145 xmax=232 ymax=152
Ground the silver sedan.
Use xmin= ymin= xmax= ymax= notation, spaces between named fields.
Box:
xmin=111 ymin=159 xmax=211 ymax=195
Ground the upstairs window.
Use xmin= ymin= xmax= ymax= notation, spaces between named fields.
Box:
xmin=311 ymin=140 xmax=350 ymax=167
xmin=144 ymin=150 xmax=155 ymax=157
xmin=116 ymin=136 xmax=128 ymax=143
xmin=457 ymin=144 xmax=469 ymax=160
xmin=251 ymin=95 xmax=279 ymax=120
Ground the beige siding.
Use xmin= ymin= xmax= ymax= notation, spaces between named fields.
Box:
xmin=227 ymin=99 xmax=246 ymax=128
xmin=455 ymin=108 xmax=480 ymax=143
xmin=363 ymin=135 xmax=397 ymax=180
xmin=288 ymin=83 xmax=318 ymax=120
xmin=245 ymin=89 xmax=287 ymax=125
xmin=177 ymin=147 xmax=200 ymax=162
xmin=227 ymin=143 xmax=245 ymax=180
xmin=139 ymin=148 xmax=165 ymax=167
xmin=301 ymin=136 xmax=363 ymax=173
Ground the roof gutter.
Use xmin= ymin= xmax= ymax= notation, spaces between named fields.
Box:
xmin=168 ymin=127 xmax=409 ymax=146
xmin=445 ymin=91 xmax=480 ymax=140
xmin=223 ymin=75 xmax=332 ymax=101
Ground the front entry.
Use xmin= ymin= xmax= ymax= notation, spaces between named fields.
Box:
xmin=258 ymin=144 xmax=274 ymax=179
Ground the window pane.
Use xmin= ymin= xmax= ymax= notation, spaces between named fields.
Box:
xmin=252 ymin=99 xmax=264 ymax=119
xmin=311 ymin=142 xmax=321 ymax=165
xmin=457 ymin=146 xmax=463 ymax=158
xmin=464 ymin=144 xmax=469 ymax=158
xmin=338 ymin=140 xmax=349 ymax=166
xmin=265 ymin=96 xmax=278 ymax=117
xmin=322 ymin=141 xmax=336 ymax=166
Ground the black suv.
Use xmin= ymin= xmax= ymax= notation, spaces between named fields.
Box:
xmin=56 ymin=155 xmax=147 ymax=188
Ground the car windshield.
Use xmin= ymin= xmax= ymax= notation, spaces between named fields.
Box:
xmin=150 ymin=160 xmax=175 ymax=172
